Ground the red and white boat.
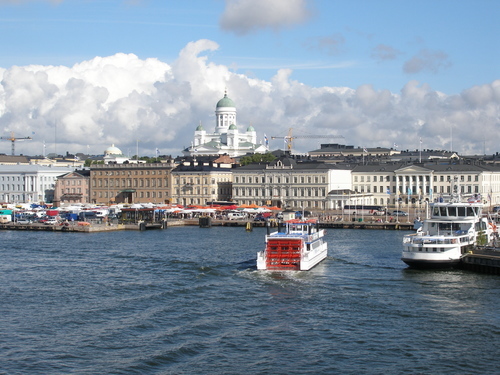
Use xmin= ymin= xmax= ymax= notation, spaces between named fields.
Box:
xmin=257 ymin=219 xmax=328 ymax=271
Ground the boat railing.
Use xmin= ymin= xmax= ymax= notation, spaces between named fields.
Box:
xmin=403 ymin=233 xmax=473 ymax=245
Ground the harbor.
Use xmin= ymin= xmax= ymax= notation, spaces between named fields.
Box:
xmin=0 ymin=217 xmax=415 ymax=232
xmin=2 ymin=226 xmax=499 ymax=374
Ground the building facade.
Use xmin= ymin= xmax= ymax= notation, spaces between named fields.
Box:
xmin=0 ymin=164 xmax=79 ymax=204
xmin=349 ymin=162 xmax=500 ymax=210
xmin=171 ymin=159 xmax=233 ymax=206
xmin=90 ymin=163 xmax=174 ymax=205
xmin=53 ymin=170 xmax=91 ymax=206
xmin=232 ymin=157 xmax=352 ymax=210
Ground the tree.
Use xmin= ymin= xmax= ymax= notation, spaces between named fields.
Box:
xmin=240 ymin=153 xmax=276 ymax=166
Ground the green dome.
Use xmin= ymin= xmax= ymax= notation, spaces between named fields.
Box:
xmin=216 ymin=92 xmax=235 ymax=108
xmin=196 ymin=123 xmax=204 ymax=131
xmin=228 ymin=124 xmax=237 ymax=130
xmin=247 ymin=125 xmax=255 ymax=132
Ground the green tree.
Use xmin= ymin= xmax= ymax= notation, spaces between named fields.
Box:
xmin=240 ymin=153 xmax=276 ymax=166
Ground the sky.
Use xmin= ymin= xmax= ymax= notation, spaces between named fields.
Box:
xmin=0 ymin=0 xmax=498 ymax=157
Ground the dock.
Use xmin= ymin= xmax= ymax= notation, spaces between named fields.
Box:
xmin=460 ymin=248 xmax=500 ymax=275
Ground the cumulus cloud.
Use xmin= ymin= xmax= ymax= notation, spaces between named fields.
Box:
xmin=0 ymin=39 xmax=498 ymax=157
xmin=219 ymin=0 xmax=311 ymax=35
xmin=403 ymin=48 xmax=452 ymax=74
xmin=371 ymin=44 xmax=403 ymax=61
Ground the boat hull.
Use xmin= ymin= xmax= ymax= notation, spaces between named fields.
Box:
xmin=256 ymin=245 xmax=327 ymax=271
xmin=401 ymin=257 xmax=460 ymax=269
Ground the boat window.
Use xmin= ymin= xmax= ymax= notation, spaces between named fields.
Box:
xmin=438 ymin=223 xmax=452 ymax=231
xmin=467 ymin=207 xmax=475 ymax=216
xmin=448 ymin=207 xmax=457 ymax=216
xmin=432 ymin=207 xmax=440 ymax=216
xmin=440 ymin=207 xmax=447 ymax=216
xmin=457 ymin=207 xmax=466 ymax=216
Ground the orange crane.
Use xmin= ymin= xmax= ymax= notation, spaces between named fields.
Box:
xmin=0 ymin=132 xmax=32 ymax=155
xmin=271 ymin=128 xmax=344 ymax=151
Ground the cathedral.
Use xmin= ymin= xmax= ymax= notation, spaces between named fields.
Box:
xmin=182 ymin=91 xmax=267 ymax=157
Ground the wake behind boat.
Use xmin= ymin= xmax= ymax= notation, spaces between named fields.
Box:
xmin=402 ymin=176 xmax=497 ymax=269
xmin=257 ymin=219 xmax=328 ymax=271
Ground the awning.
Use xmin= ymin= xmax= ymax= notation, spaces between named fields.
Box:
xmin=121 ymin=189 xmax=136 ymax=193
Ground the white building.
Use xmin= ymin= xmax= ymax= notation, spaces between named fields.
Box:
xmin=0 ymin=164 xmax=79 ymax=204
xmin=232 ymin=157 xmax=352 ymax=210
xmin=183 ymin=91 xmax=267 ymax=157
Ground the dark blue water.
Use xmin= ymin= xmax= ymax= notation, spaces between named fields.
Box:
xmin=1 ymin=227 xmax=499 ymax=374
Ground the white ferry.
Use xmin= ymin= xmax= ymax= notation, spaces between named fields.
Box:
xmin=402 ymin=177 xmax=496 ymax=269
xmin=257 ymin=219 xmax=328 ymax=271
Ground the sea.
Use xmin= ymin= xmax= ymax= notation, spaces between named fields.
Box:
xmin=1 ymin=227 xmax=499 ymax=375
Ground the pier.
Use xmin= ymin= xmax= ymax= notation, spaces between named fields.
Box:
xmin=460 ymin=248 xmax=500 ymax=275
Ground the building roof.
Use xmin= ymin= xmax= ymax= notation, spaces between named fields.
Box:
xmin=0 ymin=155 xmax=30 ymax=164
xmin=216 ymin=92 xmax=235 ymax=108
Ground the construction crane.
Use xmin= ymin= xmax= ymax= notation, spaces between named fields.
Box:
xmin=0 ymin=132 xmax=32 ymax=155
xmin=271 ymin=128 xmax=344 ymax=151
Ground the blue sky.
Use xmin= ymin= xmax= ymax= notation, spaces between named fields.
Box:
xmin=0 ymin=0 xmax=499 ymax=156
xmin=1 ymin=0 xmax=497 ymax=94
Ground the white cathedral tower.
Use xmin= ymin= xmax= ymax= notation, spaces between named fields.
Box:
xmin=183 ymin=90 xmax=266 ymax=157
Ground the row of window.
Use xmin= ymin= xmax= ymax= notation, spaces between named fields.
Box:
xmin=352 ymin=185 xmax=480 ymax=194
xmin=95 ymin=170 xmax=167 ymax=176
xmin=1 ymin=175 xmax=54 ymax=181
xmin=234 ymin=175 xmax=327 ymax=184
xmin=93 ymin=178 xmax=169 ymax=188
xmin=236 ymin=187 xmax=327 ymax=197
xmin=92 ymin=191 xmax=165 ymax=199
xmin=353 ymin=175 xmax=480 ymax=183
xmin=60 ymin=179 xmax=83 ymax=186
xmin=2 ymin=184 xmax=53 ymax=191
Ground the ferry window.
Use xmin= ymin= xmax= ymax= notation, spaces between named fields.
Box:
xmin=467 ymin=207 xmax=475 ymax=216
xmin=457 ymin=207 xmax=466 ymax=216
xmin=448 ymin=207 xmax=457 ymax=216
xmin=440 ymin=207 xmax=447 ymax=216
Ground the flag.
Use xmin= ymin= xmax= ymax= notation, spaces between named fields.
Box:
xmin=386 ymin=188 xmax=390 ymax=194
xmin=393 ymin=143 xmax=398 ymax=149
xmin=363 ymin=147 xmax=368 ymax=153
xmin=155 ymin=148 xmax=160 ymax=157
xmin=264 ymin=134 xmax=269 ymax=147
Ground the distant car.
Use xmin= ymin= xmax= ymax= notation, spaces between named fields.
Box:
xmin=45 ymin=218 xmax=59 ymax=225
xmin=253 ymin=215 xmax=266 ymax=222
xmin=227 ymin=212 xmax=246 ymax=220
xmin=392 ymin=210 xmax=408 ymax=216
xmin=17 ymin=219 xmax=32 ymax=224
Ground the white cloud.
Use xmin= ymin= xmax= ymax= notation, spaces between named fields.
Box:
xmin=0 ymin=39 xmax=498 ymax=157
xmin=219 ymin=0 xmax=311 ymax=35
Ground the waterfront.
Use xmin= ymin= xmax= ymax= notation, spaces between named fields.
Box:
xmin=1 ymin=228 xmax=499 ymax=374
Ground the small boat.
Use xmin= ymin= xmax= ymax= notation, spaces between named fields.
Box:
xmin=402 ymin=176 xmax=496 ymax=269
xmin=257 ymin=219 xmax=328 ymax=271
